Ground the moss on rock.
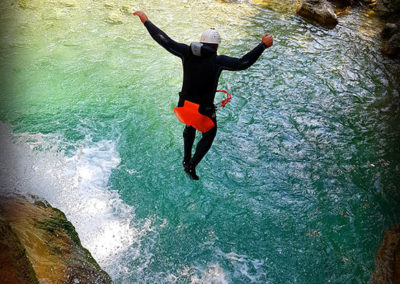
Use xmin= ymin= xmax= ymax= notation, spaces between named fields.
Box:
xmin=0 ymin=217 xmax=39 ymax=284
xmin=0 ymin=195 xmax=112 ymax=284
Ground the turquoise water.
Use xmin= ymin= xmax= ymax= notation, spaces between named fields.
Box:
xmin=1 ymin=0 xmax=400 ymax=282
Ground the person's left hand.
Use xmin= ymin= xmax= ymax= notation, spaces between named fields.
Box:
xmin=133 ymin=11 xmax=148 ymax=24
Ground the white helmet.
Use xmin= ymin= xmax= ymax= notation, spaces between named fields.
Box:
xmin=200 ymin=28 xmax=221 ymax=45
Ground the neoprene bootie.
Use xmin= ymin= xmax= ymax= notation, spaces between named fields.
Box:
xmin=183 ymin=162 xmax=199 ymax=180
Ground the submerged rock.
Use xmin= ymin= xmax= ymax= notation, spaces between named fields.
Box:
xmin=17 ymin=0 xmax=36 ymax=10
xmin=121 ymin=5 xmax=133 ymax=15
xmin=251 ymin=0 xmax=299 ymax=14
xmin=382 ymin=32 xmax=400 ymax=57
xmin=381 ymin=22 xmax=400 ymax=39
xmin=106 ymin=11 xmax=124 ymax=25
xmin=371 ymin=223 xmax=400 ymax=283
xmin=0 ymin=195 xmax=112 ymax=284
xmin=296 ymin=0 xmax=339 ymax=28
xmin=104 ymin=2 xmax=114 ymax=8
xmin=380 ymin=22 xmax=400 ymax=58
xmin=59 ymin=0 xmax=76 ymax=8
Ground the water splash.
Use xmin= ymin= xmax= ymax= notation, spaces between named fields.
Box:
xmin=0 ymin=122 xmax=155 ymax=279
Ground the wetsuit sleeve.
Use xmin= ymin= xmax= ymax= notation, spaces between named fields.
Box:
xmin=143 ymin=21 xmax=189 ymax=58
xmin=218 ymin=42 xmax=266 ymax=71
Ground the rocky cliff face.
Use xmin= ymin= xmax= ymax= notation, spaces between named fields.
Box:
xmin=0 ymin=216 xmax=39 ymax=283
xmin=0 ymin=195 xmax=112 ymax=284
xmin=374 ymin=0 xmax=400 ymax=58
xmin=371 ymin=223 xmax=400 ymax=283
xmin=380 ymin=21 xmax=400 ymax=58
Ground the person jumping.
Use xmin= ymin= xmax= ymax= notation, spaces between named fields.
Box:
xmin=133 ymin=11 xmax=273 ymax=180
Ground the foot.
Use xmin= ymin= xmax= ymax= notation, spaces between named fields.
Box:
xmin=182 ymin=160 xmax=190 ymax=170
xmin=184 ymin=164 xmax=199 ymax=180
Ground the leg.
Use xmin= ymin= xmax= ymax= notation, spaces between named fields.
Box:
xmin=190 ymin=121 xmax=217 ymax=168
xmin=183 ymin=126 xmax=196 ymax=164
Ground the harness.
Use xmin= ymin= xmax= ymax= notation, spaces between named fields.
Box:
xmin=173 ymin=90 xmax=232 ymax=133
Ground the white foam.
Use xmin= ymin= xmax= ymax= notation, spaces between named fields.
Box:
xmin=224 ymin=251 xmax=266 ymax=283
xmin=0 ymin=122 xmax=152 ymax=279
xmin=163 ymin=249 xmax=266 ymax=283
xmin=190 ymin=263 xmax=228 ymax=284
xmin=196 ymin=250 xmax=267 ymax=283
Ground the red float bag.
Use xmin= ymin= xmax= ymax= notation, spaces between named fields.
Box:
xmin=173 ymin=100 xmax=215 ymax=133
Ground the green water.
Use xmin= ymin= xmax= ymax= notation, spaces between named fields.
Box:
xmin=1 ymin=0 xmax=400 ymax=282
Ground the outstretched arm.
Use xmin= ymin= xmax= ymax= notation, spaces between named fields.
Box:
xmin=133 ymin=11 xmax=189 ymax=59
xmin=219 ymin=33 xmax=273 ymax=71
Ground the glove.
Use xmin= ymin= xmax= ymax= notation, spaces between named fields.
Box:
xmin=133 ymin=11 xmax=148 ymax=24
xmin=262 ymin=34 xmax=273 ymax=48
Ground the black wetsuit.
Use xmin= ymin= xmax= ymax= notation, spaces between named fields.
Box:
xmin=144 ymin=20 xmax=267 ymax=168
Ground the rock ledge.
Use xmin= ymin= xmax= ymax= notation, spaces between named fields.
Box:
xmin=0 ymin=195 xmax=112 ymax=284
xmin=371 ymin=223 xmax=400 ymax=283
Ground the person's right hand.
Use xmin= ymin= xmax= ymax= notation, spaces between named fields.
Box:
xmin=262 ymin=34 xmax=273 ymax=48
xmin=133 ymin=11 xmax=148 ymax=24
